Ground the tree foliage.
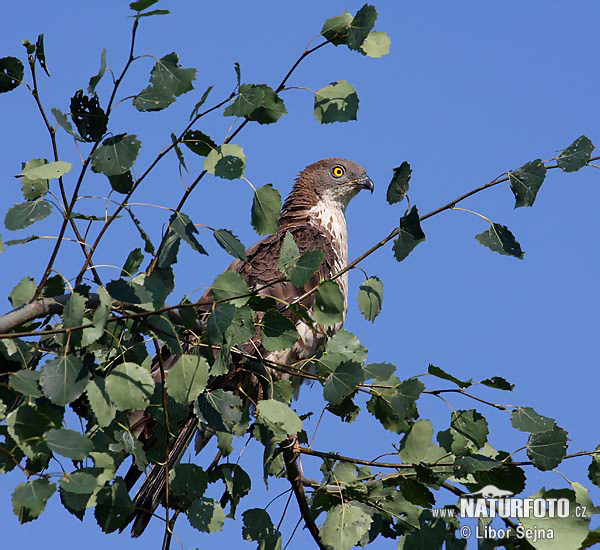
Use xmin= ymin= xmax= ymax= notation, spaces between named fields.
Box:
xmin=0 ymin=2 xmax=598 ymax=549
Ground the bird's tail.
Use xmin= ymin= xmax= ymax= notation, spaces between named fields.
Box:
xmin=128 ymin=417 xmax=214 ymax=538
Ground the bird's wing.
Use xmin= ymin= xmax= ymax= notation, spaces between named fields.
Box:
xmin=126 ymin=223 xmax=339 ymax=536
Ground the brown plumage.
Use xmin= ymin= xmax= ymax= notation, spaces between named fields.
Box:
xmin=125 ymin=158 xmax=373 ymax=537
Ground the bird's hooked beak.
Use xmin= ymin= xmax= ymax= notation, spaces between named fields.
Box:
xmin=358 ymin=174 xmax=374 ymax=193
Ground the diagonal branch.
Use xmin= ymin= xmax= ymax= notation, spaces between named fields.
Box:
xmin=281 ymin=436 xmax=327 ymax=550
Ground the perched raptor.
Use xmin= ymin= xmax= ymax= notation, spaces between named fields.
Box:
xmin=125 ymin=157 xmax=374 ymax=536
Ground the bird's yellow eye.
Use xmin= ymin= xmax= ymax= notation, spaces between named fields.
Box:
xmin=331 ymin=165 xmax=345 ymax=178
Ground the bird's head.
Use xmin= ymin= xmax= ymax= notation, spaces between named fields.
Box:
xmin=295 ymin=157 xmax=374 ymax=208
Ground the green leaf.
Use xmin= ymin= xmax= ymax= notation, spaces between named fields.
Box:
xmin=88 ymin=48 xmax=107 ymax=93
xmin=91 ymin=134 xmax=141 ymax=176
xmin=290 ymin=250 xmax=323 ymax=287
xmin=20 ymin=159 xmax=50 ymax=200
xmin=325 ymin=330 xmax=368 ymax=363
xmin=357 ymin=276 xmax=383 ymax=321
xmin=450 ymin=409 xmax=489 ymax=449
xmin=453 ymin=455 xmax=500 ymax=478
xmin=511 ymin=406 xmax=556 ymax=433
xmin=251 ymin=184 xmax=281 ymax=235
xmin=0 ymin=57 xmax=24 ymax=93
xmin=170 ymin=211 xmax=208 ymax=255
xmin=126 ymin=207 xmax=155 ymax=253
xmin=40 ymin=355 xmax=90 ymax=406
xmin=205 ymin=303 xmax=235 ymax=346
xmin=9 ymin=276 xmax=35 ymax=307
xmin=166 ymin=355 xmax=210 ymax=404
xmin=9 ymin=370 xmax=42 ymax=398
xmin=314 ymin=80 xmax=359 ymax=124
xmin=209 ymin=463 xmax=251 ymax=517
xmin=86 ymin=378 xmax=115 ymax=427
xmin=70 ymin=90 xmax=107 ymax=142
xmin=224 ymin=84 xmax=287 ymax=124
xmin=320 ymin=501 xmax=373 ymax=550
xmin=213 ymin=229 xmax=247 ymax=261
xmin=472 ymin=462 xmax=526 ymax=496
xmin=187 ymin=497 xmax=226 ymax=533
xmin=313 ymin=281 xmax=344 ymax=326
xmin=277 ymin=231 xmax=300 ymax=273
xmin=475 ymin=222 xmax=524 ymax=259
xmin=347 ymin=4 xmax=378 ymax=51
xmin=527 ymin=428 xmax=568 ymax=471
xmin=256 ymin=399 xmax=302 ymax=442
xmin=386 ymin=162 xmax=411 ymax=204
xmin=59 ymin=471 xmax=98 ymax=495
xmin=589 ymin=449 xmax=600 ymax=488
xmin=323 ymin=361 xmax=364 ymax=406
xmin=82 ymin=285 xmax=111 ymax=346
xmin=390 ymin=378 xmax=425 ymax=419
xmin=12 ymin=479 xmax=56 ymax=523
xmin=428 ymin=364 xmax=472 ymax=389
xmin=45 ymin=428 xmax=93 ymax=460
xmin=34 ymin=34 xmax=50 ymax=76
xmin=211 ymin=271 xmax=250 ymax=306
xmin=204 ymin=143 xmax=246 ymax=180
xmin=360 ymin=31 xmax=391 ymax=58
xmin=195 ymin=390 xmax=248 ymax=435
xmin=169 ymin=463 xmax=209 ymax=510
xmin=51 ymin=107 xmax=84 ymax=141
xmin=63 ymin=291 xmax=86 ymax=339
xmin=94 ymin=478 xmax=134 ymax=533
xmin=6 ymin=402 xmax=63 ymax=462
xmin=399 ymin=478 xmax=435 ymax=507
xmin=129 ymin=0 xmax=158 ymax=11
xmin=277 ymin=232 xmax=324 ymax=286
xmin=399 ymin=419 xmax=434 ymax=463
xmin=121 ymin=248 xmax=144 ymax=277
xmin=104 ymin=362 xmax=154 ymax=411
xmin=508 ymin=159 xmax=547 ymax=208
xmin=108 ymin=171 xmax=134 ymax=194
xmin=364 ymin=362 xmax=395 ymax=381
xmin=480 ymin=376 xmax=514 ymax=391
xmin=262 ymin=310 xmax=299 ymax=352
xmin=321 ymin=11 xmax=353 ymax=45
xmin=190 ymin=85 xmax=214 ymax=120
xmin=556 ymin=135 xmax=595 ymax=172
xmin=41 ymin=276 xmax=64 ymax=299
xmin=242 ymin=508 xmax=282 ymax=550
xmin=393 ymin=205 xmax=425 ymax=262
xmin=171 ymin=133 xmax=188 ymax=172
xmin=19 ymin=160 xmax=72 ymax=180
xmin=182 ymin=129 xmax=216 ymax=157
xmin=5 ymin=200 xmax=52 ymax=230
xmin=134 ymin=52 xmax=196 ymax=111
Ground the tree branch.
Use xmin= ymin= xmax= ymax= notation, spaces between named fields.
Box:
xmin=281 ymin=436 xmax=327 ymax=550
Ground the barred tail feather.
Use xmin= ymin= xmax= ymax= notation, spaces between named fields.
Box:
xmin=128 ymin=418 xmax=214 ymax=538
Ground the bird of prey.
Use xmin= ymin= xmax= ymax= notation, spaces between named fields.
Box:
xmin=125 ymin=157 xmax=374 ymax=536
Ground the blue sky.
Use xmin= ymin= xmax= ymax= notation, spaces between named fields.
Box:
xmin=2 ymin=1 xmax=599 ymax=548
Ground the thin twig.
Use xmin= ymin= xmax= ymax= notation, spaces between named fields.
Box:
xmin=424 ymin=388 xmax=508 ymax=411
xmin=34 ymin=17 xmax=141 ymax=299
xmin=26 ymin=52 xmax=103 ymax=287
